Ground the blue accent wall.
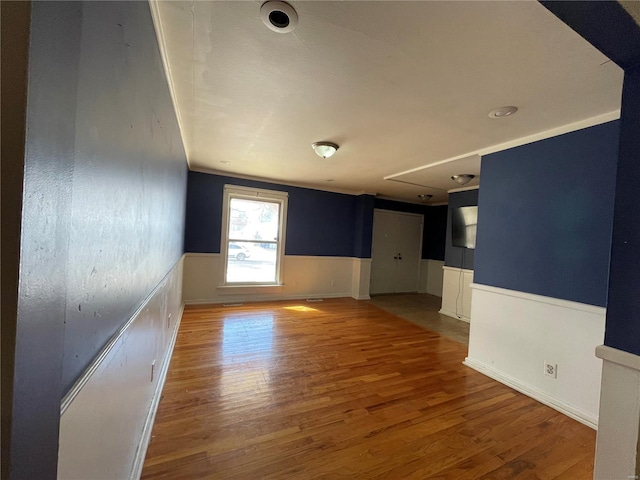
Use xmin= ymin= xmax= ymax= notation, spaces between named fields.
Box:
xmin=353 ymin=195 xmax=375 ymax=258
xmin=373 ymin=198 xmax=447 ymax=260
xmin=444 ymin=190 xmax=479 ymax=270
xmin=185 ymin=172 xmax=374 ymax=258
xmin=425 ymin=205 xmax=448 ymax=261
xmin=605 ymin=67 xmax=640 ymax=354
xmin=8 ymin=2 xmax=188 ymax=477
xmin=474 ymin=120 xmax=620 ymax=307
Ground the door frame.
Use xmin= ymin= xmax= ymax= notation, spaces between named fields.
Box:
xmin=370 ymin=209 xmax=424 ymax=294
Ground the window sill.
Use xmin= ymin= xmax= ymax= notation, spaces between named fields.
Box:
xmin=216 ymin=284 xmax=284 ymax=295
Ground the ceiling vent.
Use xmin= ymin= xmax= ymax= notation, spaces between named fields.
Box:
xmin=261 ymin=1 xmax=298 ymax=33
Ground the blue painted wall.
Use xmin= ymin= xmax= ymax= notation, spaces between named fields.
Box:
xmin=474 ymin=121 xmax=620 ymax=307
xmin=373 ymin=198 xmax=447 ymax=260
xmin=185 ymin=172 xmax=374 ymax=258
xmin=605 ymin=68 xmax=640 ymax=354
xmin=444 ymin=190 xmax=479 ymax=270
xmin=354 ymin=194 xmax=375 ymax=258
xmin=8 ymin=2 xmax=187 ymax=477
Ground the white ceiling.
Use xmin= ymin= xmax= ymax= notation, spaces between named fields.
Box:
xmin=152 ymin=0 xmax=623 ymax=204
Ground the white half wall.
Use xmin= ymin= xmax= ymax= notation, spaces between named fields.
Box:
xmin=183 ymin=253 xmax=371 ymax=304
xmin=440 ymin=266 xmax=473 ymax=321
xmin=57 ymin=257 xmax=184 ymax=480
xmin=594 ymin=345 xmax=640 ymax=479
xmin=351 ymin=258 xmax=372 ymax=300
xmin=465 ymin=283 xmax=606 ymax=428
xmin=418 ymin=259 xmax=444 ymax=297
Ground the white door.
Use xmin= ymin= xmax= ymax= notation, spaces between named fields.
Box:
xmin=370 ymin=210 xmax=423 ymax=294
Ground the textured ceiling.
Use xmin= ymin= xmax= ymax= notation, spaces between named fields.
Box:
xmin=152 ymin=1 xmax=623 ymax=203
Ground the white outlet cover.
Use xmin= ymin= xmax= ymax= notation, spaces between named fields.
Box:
xmin=544 ymin=362 xmax=557 ymax=378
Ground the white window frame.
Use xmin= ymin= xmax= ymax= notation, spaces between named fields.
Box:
xmin=221 ymin=184 xmax=288 ymax=286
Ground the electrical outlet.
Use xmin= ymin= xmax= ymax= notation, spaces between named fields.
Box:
xmin=331 ymin=279 xmax=335 ymax=287
xmin=151 ymin=360 xmax=156 ymax=382
xmin=544 ymin=362 xmax=557 ymax=378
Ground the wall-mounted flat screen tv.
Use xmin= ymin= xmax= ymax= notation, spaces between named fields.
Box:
xmin=451 ymin=206 xmax=478 ymax=249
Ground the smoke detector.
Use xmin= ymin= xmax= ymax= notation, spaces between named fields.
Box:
xmin=261 ymin=1 xmax=298 ymax=33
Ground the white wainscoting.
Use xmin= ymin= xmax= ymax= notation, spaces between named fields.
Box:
xmin=465 ymin=283 xmax=606 ymax=428
xmin=351 ymin=258 xmax=372 ymax=300
xmin=594 ymin=345 xmax=640 ymax=479
xmin=57 ymin=257 xmax=184 ymax=480
xmin=183 ymin=253 xmax=371 ymax=304
xmin=418 ymin=259 xmax=444 ymax=297
xmin=439 ymin=266 xmax=473 ymax=321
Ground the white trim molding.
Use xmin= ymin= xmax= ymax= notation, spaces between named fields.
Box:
xmin=471 ymin=282 xmax=606 ymax=315
xmin=384 ymin=110 xmax=619 ymax=183
xmin=594 ymin=345 xmax=640 ymax=479
xmin=57 ymin=257 xmax=184 ymax=480
xmin=465 ymin=283 xmax=606 ymax=429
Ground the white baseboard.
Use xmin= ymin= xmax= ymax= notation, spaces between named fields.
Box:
xmin=353 ymin=294 xmax=371 ymax=300
xmin=467 ymin=283 xmax=605 ymax=430
xmin=58 ymin=257 xmax=184 ymax=480
xmin=184 ymin=292 xmax=352 ymax=305
xmin=439 ymin=308 xmax=470 ymax=323
xmin=463 ymin=357 xmax=597 ymax=429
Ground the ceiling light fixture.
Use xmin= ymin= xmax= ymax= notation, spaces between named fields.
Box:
xmin=451 ymin=174 xmax=475 ymax=186
xmin=312 ymin=142 xmax=339 ymax=159
xmin=417 ymin=194 xmax=432 ymax=202
xmin=260 ymin=1 xmax=298 ymax=33
xmin=488 ymin=106 xmax=518 ymax=118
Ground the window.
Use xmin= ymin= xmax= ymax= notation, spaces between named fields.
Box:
xmin=221 ymin=185 xmax=288 ymax=285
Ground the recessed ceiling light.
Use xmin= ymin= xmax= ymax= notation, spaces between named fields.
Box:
xmin=260 ymin=1 xmax=298 ymax=33
xmin=312 ymin=142 xmax=339 ymax=159
xmin=417 ymin=194 xmax=432 ymax=201
xmin=220 ymin=161 xmax=231 ymax=165
xmin=451 ymin=174 xmax=475 ymax=186
xmin=488 ymin=106 xmax=518 ymax=119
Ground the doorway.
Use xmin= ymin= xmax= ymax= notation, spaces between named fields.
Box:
xmin=370 ymin=209 xmax=423 ymax=294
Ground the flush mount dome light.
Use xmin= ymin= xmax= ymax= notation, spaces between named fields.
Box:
xmin=451 ymin=174 xmax=475 ymax=186
xmin=488 ymin=106 xmax=518 ymax=119
xmin=417 ymin=194 xmax=432 ymax=202
xmin=312 ymin=142 xmax=339 ymax=158
xmin=261 ymin=1 xmax=298 ymax=33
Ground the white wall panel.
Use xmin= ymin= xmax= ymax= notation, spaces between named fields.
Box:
xmin=58 ymin=258 xmax=184 ymax=480
xmin=351 ymin=258 xmax=372 ymax=300
xmin=440 ymin=266 xmax=473 ymax=321
xmin=183 ymin=253 xmax=371 ymax=304
xmin=465 ymin=283 xmax=606 ymax=428
xmin=418 ymin=259 xmax=444 ymax=297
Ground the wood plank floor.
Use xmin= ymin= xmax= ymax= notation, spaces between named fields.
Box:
xmin=142 ymin=298 xmax=595 ymax=479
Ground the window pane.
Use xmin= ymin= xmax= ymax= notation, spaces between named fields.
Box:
xmin=226 ymin=241 xmax=277 ymax=283
xmin=229 ymin=198 xmax=280 ymax=243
